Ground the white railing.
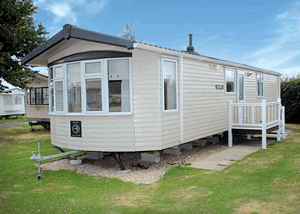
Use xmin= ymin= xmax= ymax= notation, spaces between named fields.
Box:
xmin=228 ymin=99 xmax=285 ymax=149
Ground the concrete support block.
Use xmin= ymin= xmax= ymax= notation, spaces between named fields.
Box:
xmin=215 ymin=132 xmax=224 ymax=138
xmin=87 ymin=151 xmax=103 ymax=160
xmin=163 ymin=148 xmax=181 ymax=155
xmin=70 ymin=159 xmax=82 ymax=165
xmin=180 ymin=143 xmax=193 ymax=150
xmin=207 ymin=136 xmax=219 ymax=143
xmin=193 ymin=139 xmax=207 ymax=147
xmin=141 ymin=153 xmax=160 ymax=163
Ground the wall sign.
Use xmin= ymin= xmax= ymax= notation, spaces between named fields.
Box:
xmin=215 ymin=85 xmax=224 ymax=90
xmin=70 ymin=121 xmax=82 ymax=137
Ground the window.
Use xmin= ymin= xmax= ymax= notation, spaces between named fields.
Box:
xmin=55 ymin=81 xmax=64 ymax=111
xmin=54 ymin=66 xmax=63 ymax=78
xmin=36 ymin=88 xmax=42 ymax=104
xmin=49 ymin=57 xmax=132 ymax=114
xmin=28 ymin=88 xmax=49 ymax=105
xmin=49 ymin=67 xmax=54 ymax=112
xmin=84 ymin=61 xmax=103 ymax=112
xmin=225 ymin=68 xmax=235 ymax=93
xmin=108 ymin=59 xmax=130 ymax=112
xmin=4 ymin=95 xmax=12 ymax=105
xmin=67 ymin=63 xmax=81 ymax=112
xmin=43 ymin=88 xmax=49 ymax=105
xmin=86 ymin=79 xmax=102 ymax=111
xmin=30 ymin=89 xmax=35 ymax=104
xmin=13 ymin=95 xmax=22 ymax=105
xmin=162 ymin=59 xmax=177 ymax=111
xmin=53 ymin=66 xmax=64 ymax=112
xmin=27 ymin=90 xmax=30 ymax=105
xmin=257 ymin=74 xmax=264 ymax=97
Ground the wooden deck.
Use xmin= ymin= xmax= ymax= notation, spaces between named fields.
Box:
xmin=228 ymin=99 xmax=285 ymax=149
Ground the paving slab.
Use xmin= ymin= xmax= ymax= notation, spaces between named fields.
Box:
xmin=190 ymin=138 xmax=280 ymax=171
xmin=0 ymin=121 xmax=28 ymax=128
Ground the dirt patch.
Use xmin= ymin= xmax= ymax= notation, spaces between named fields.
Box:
xmin=114 ymin=191 xmax=151 ymax=207
xmin=63 ymin=185 xmax=75 ymax=189
xmin=182 ymin=175 xmax=197 ymax=180
xmin=69 ymin=198 xmax=76 ymax=203
xmin=13 ymin=184 xmax=25 ymax=188
xmin=171 ymin=186 xmax=212 ymax=200
xmin=203 ymin=171 xmax=214 ymax=174
xmin=16 ymin=133 xmax=49 ymax=141
xmin=294 ymin=158 xmax=300 ymax=165
xmin=235 ymin=199 xmax=295 ymax=214
xmin=0 ymin=191 xmax=21 ymax=198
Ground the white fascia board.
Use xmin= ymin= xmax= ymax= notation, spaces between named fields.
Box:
xmin=133 ymin=43 xmax=281 ymax=77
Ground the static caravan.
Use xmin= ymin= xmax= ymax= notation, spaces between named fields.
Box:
xmin=21 ymin=24 xmax=285 ymax=154
xmin=25 ymin=73 xmax=50 ymax=129
xmin=0 ymin=88 xmax=25 ymax=119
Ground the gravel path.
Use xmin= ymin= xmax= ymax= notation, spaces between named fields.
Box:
xmin=41 ymin=141 xmax=228 ymax=184
xmin=0 ymin=121 xmax=28 ymax=128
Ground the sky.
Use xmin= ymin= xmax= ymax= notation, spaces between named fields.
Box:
xmin=4 ymin=0 xmax=300 ymax=88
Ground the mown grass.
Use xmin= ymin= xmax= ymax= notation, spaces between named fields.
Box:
xmin=0 ymin=115 xmax=28 ymax=124
xmin=1 ymin=124 xmax=300 ymax=213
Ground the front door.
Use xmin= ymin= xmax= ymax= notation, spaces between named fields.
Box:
xmin=237 ymin=70 xmax=245 ymax=123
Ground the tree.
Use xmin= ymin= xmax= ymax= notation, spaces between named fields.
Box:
xmin=0 ymin=0 xmax=48 ymax=91
xmin=120 ymin=23 xmax=136 ymax=41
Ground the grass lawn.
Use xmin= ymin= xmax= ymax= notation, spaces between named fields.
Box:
xmin=0 ymin=115 xmax=28 ymax=124
xmin=1 ymin=124 xmax=300 ymax=213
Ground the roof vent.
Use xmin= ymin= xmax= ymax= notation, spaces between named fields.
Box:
xmin=186 ymin=34 xmax=195 ymax=53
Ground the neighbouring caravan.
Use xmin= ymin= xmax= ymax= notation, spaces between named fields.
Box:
xmin=21 ymin=24 xmax=284 ymax=152
xmin=25 ymin=73 xmax=50 ymax=129
xmin=0 ymin=88 xmax=25 ymax=119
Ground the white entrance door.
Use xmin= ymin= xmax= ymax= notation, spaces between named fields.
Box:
xmin=237 ymin=71 xmax=245 ymax=123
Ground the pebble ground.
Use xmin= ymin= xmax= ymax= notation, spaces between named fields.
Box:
xmin=42 ymin=141 xmax=228 ymax=184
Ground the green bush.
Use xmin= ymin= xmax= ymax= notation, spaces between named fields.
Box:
xmin=281 ymin=78 xmax=300 ymax=124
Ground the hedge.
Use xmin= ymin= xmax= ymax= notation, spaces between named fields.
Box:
xmin=281 ymin=78 xmax=300 ymax=124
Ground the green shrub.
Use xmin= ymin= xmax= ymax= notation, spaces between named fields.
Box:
xmin=281 ymin=78 xmax=300 ymax=124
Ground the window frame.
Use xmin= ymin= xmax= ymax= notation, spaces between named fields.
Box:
xmin=13 ymin=94 xmax=23 ymax=105
xmin=53 ymin=65 xmax=65 ymax=113
xmin=4 ymin=95 xmax=13 ymax=106
xmin=48 ymin=57 xmax=133 ymax=116
xmin=225 ymin=68 xmax=236 ymax=95
xmin=66 ymin=61 xmax=82 ymax=114
xmin=161 ymin=58 xmax=178 ymax=114
xmin=82 ymin=59 xmax=105 ymax=114
xmin=28 ymin=87 xmax=49 ymax=105
xmin=257 ymin=73 xmax=264 ymax=98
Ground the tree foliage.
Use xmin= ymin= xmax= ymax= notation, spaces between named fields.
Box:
xmin=0 ymin=0 xmax=48 ymax=91
xmin=120 ymin=23 xmax=136 ymax=41
xmin=281 ymin=77 xmax=300 ymax=124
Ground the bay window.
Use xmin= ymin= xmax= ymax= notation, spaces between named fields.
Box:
xmin=49 ymin=57 xmax=132 ymax=115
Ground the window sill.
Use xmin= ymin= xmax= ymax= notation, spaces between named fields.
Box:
xmin=162 ymin=109 xmax=178 ymax=114
xmin=48 ymin=112 xmax=133 ymax=116
xmin=225 ymin=92 xmax=236 ymax=95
